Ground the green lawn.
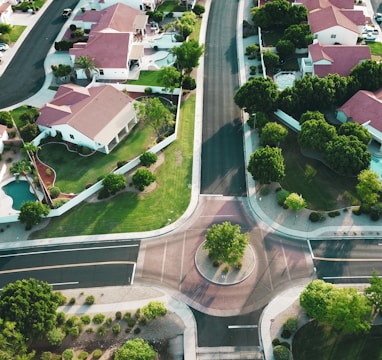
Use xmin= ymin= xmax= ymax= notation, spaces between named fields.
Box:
xmin=38 ymin=125 xmax=156 ymax=193
xmin=367 ymin=41 xmax=382 ymax=55
xmin=10 ymin=105 xmax=38 ymax=128
xmin=125 ymin=71 xmax=163 ymax=86
xmin=30 ymin=95 xmax=195 ymax=238
xmin=9 ymin=26 xmax=26 ymax=43
xmin=293 ymin=321 xmax=382 ymax=360
xmin=279 ymin=130 xmax=357 ymax=211
xmin=157 ymin=0 xmax=188 ymax=12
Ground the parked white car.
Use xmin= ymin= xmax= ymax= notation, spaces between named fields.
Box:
xmin=363 ymin=33 xmax=377 ymax=41
xmin=362 ymin=26 xmax=379 ymax=35
xmin=375 ymin=13 xmax=382 ymax=23
xmin=0 ymin=43 xmax=9 ymax=51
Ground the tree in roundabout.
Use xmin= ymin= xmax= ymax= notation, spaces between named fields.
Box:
xmin=114 ymin=338 xmax=156 ymax=360
xmin=203 ymin=221 xmax=249 ymax=268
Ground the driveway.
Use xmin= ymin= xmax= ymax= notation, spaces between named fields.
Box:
xmin=0 ymin=0 xmax=79 ymax=108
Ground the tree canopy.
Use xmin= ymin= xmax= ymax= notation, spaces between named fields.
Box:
xmin=171 ymin=39 xmax=204 ymax=74
xmin=356 ymin=169 xmax=382 ymax=206
xmin=158 ymin=66 xmax=182 ymax=94
xmin=134 ymin=97 xmax=175 ymax=139
xmin=0 ymin=279 xmax=60 ymax=339
xmin=102 ymin=173 xmax=126 ymax=195
xmin=234 ymin=77 xmax=279 ymax=114
xmin=284 ymin=193 xmax=307 ymax=212
xmin=365 ymin=271 xmax=382 ymax=313
xmin=114 ymin=338 xmax=156 ymax=360
xmin=18 ymin=201 xmax=50 ymax=230
xmin=203 ymin=221 xmax=248 ymax=266
xmin=338 ymin=122 xmax=371 ymax=145
xmin=283 ymin=24 xmax=313 ymax=49
xmin=247 ymin=146 xmax=285 ymax=184
xmin=260 ymin=122 xmax=288 ymax=146
xmin=324 ymin=135 xmax=371 ymax=176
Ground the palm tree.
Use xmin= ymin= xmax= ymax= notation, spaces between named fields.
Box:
xmin=74 ymin=55 xmax=99 ymax=81
xmin=23 ymin=142 xmax=52 ymax=207
xmin=10 ymin=160 xmax=40 ymax=202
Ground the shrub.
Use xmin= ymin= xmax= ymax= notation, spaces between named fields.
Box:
xmin=112 ymin=323 xmax=121 ymax=335
xmin=309 ymin=212 xmax=326 ymax=222
xmin=192 ymin=4 xmax=205 ymax=15
xmin=277 ymin=189 xmax=290 ymax=206
xmin=280 ymin=341 xmax=291 ymax=350
xmin=73 ymin=29 xmax=84 ymax=37
xmin=96 ymin=325 xmax=108 ymax=337
xmin=68 ymin=326 xmax=80 ymax=337
xmin=66 ymin=316 xmax=80 ymax=327
xmin=85 ymin=327 xmax=93 ymax=333
xmin=127 ymin=318 xmax=136 ymax=327
xmin=50 ymin=186 xmax=61 ymax=199
xmin=85 ymin=295 xmax=95 ymax=305
xmin=132 ymin=169 xmax=156 ymax=191
xmin=45 ymin=168 xmax=52 ymax=176
xmin=247 ymin=114 xmax=255 ymax=128
xmin=117 ymin=160 xmax=127 ymax=168
xmin=115 ymin=311 xmax=122 ymax=320
xmin=283 ymin=317 xmax=298 ymax=332
xmin=182 ymin=75 xmax=196 ymax=90
xmin=56 ymin=311 xmax=66 ymax=325
xmin=352 ymin=207 xmax=362 ymax=216
xmin=62 ymin=349 xmax=74 ymax=360
xmin=92 ymin=313 xmax=105 ymax=324
xmin=123 ymin=312 xmax=131 ymax=320
xmin=80 ymin=315 xmax=91 ymax=324
xmin=40 ymin=351 xmax=52 ymax=360
xmin=47 ymin=328 xmax=66 ymax=346
xmin=105 ymin=317 xmax=113 ymax=327
xmin=69 ymin=24 xmax=77 ymax=31
xmin=125 ymin=327 xmax=131 ymax=334
xmin=142 ymin=301 xmax=167 ymax=320
xmin=281 ymin=328 xmax=291 ymax=339
xmin=140 ymin=151 xmax=158 ymax=167
xmin=78 ymin=351 xmax=89 ymax=360
xmin=134 ymin=327 xmax=141 ymax=334
xmin=144 ymin=87 xmax=153 ymax=95
xmin=92 ymin=349 xmax=103 ymax=359
xmin=55 ymin=292 xmax=67 ymax=305
xmin=69 ymin=297 xmax=76 ymax=305
xmin=273 ymin=345 xmax=290 ymax=360
xmin=272 ymin=338 xmax=280 ymax=346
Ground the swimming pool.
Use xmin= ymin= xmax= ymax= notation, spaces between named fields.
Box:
xmin=2 ymin=180 xmax=36 ymax=210
xmin=155 ymin=53 xmax=176 ymax=68
xmin=152 ymin=33 xmax=181 ymax=49
xmin=371 ymin=156 xmax=382 ymax=180
xmin=274 ymin=71 xmax=297 ymax=91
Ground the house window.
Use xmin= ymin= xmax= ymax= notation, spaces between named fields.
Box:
xmin=331 ymin=34 xmax=336 ymax=38
xmin=70 ymin=134 xmax=74 ymax=139
xmin=99 ymin=69 xmax=104 ymax=75
xmin=314 ymin=34 xmax=318 ymax=39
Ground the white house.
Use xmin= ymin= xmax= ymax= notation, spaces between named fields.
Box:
xmin=69 ymin=3 xmax=148 ymax=81
xmin=0 ymin=124 xmax=8 ymax=154
xmin=36 ymin=84 xmax=138 ymax=154
xmin=0 ymin=0 xmax=13 ymax=24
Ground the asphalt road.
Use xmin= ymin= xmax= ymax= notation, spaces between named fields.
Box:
xmin=0 ymin=0 xmax=80 ymax=108
xmin=0 ymin=241 xmax=140 ymax=289
xmin=200 ymin=0 xmax=246 ymax=196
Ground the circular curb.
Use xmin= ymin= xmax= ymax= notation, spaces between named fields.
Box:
xmin=194 ymin=241 xmax=256 ymax=286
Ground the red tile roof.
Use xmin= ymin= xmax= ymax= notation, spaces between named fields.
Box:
xmin=338 ymin=89 xmax=382 ymax=131
xmin=298 ymin=0 xmax=354 ymax=11
xmin=37 ymin=84 xmax=135 ymax=142
xmin=309 ymin=42 xmax=371 ymax=76
xmin=308 ymin=6 xmax=362 ymax=34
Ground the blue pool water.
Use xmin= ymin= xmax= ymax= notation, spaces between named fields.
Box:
xmin=155 ymin=53 xmax=176 ymax=68
xmin=153 ymin=33 xmax=178 ymax=48
xmin=2 ymin=180 xmax=36 ymax=210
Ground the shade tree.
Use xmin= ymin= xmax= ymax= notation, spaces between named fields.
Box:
xmin=158 ymin=66 xmax=182 ymax=94
xmin=247 ymin=146 xmax=285 ymax=184
xmin=132 ymin=168 xmax=156 ymax=191
xmin=203 ymin=221 xmax=248 ymax=267
xmin=283 ymin=24 xmax=313 ymax=49
xmin=18 ymin=201 xmax=50 ymax=230
xmin=365 ymin=271 xmax=382 ymax=313
xmin=356 ymin=169 xmax=382 ymax=207
xmin=338 ymin=122 xmax=371 ymax=146
xmin=297 ymin=119 xmax=336 ymax=153
xmin=171 ymin=39 xmax=204 ymax=74
xmin=102 ymin=173 xmax=126 ymax=195
xmin=114 ymin=338 xmax=156 ymax=360
xmin=260 ymin=122 xmax=288 ymax=146
xmin=299 ymin=110 xmax=325 ymax=124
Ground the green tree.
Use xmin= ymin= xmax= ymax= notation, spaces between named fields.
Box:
xmin=0 ymin=279 xmax=60 ymax=339
xmin=356 ymin=169 xmax=382 ymax=206
xmin=141 ymin=301 xmax=167 ymax=320
xmin=349 ymin=60 xmax=382 ymax=92
xmin=324 ymin=135 xmax=371 ymax=176
xmin=300 ymin=280 xmax=336 ymax=321
xmin=247 ymin=146 xmax=285 ymax=184
xmin=338 ymin=122 xmax=371 ymax=145
xmin=132 ymin=169 xmax=156 ymax=191
xmin=0 ymin=319 xmax=32 ymax=359
xmin=0 ymin=23 xmax=12 ymax=35
xmin=139 ymin=152 xmax=158 ymax=167
xmin=19 ymin=123 xmax=38 ymax=142
xmin=284 ymin=192 xmax=307 ymax=213
xmin=262 ymin=50 xmax=280 ymax=72
xmin=297 ymin=119 xmax=337 ymax=153
xmin=102 ymin=173 xmax=126 ymax=195
xmin=254 ymin=112 xmax=269 ymax=130
xmin=283 ymin=24 xmax=314 ymax=48
xmin=273 ymin=345 xmax=291 ymax=360
xmin=18 ymin=201 xmax=50 ymax=230
xmin=158 ymin=66 xmax=181 ymax=94
xmin=203 ymin=221 xmax=248 ymax=266
xmin=51 ymin=64 xmax=72 ymax=79
xmin=326 ymin=287 xmax=371 ymax=334
xmin=171 ymin=39 xmax=204 ymax=74
xmin=260 ymin=122 xmax=288 ymax=146
xmin=234 ymin=77 xmax=279 ymax=114
xmin=0 ymin=111 xmax=13 ymax=128
xmin=275 ymin=39 xmax=295 ymax=60
xmin=134 ymin=97 xmax=175 ymax=139
xmin=74 ymin=55 xmax=98 ymax=81
xmin=192 ymin=4 xmax=205 ymax=16
xmin=365 ymin=271 xmax=382 ymax=313
xmin=299 ymin=110 xmax=325 ymax=124
xmin=114 ymin=338 xmax=156 ymax=360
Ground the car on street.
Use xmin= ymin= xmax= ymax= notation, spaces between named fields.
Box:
xmin=375 ymin=13 xmax=382 ymax=23
xmin=0 ymin=43 xmax=9 ymax=51
xmin=362 ymin=26 xmax=379 ymax=35
xmin=62 ymin=8 xmax=72 ymax=18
